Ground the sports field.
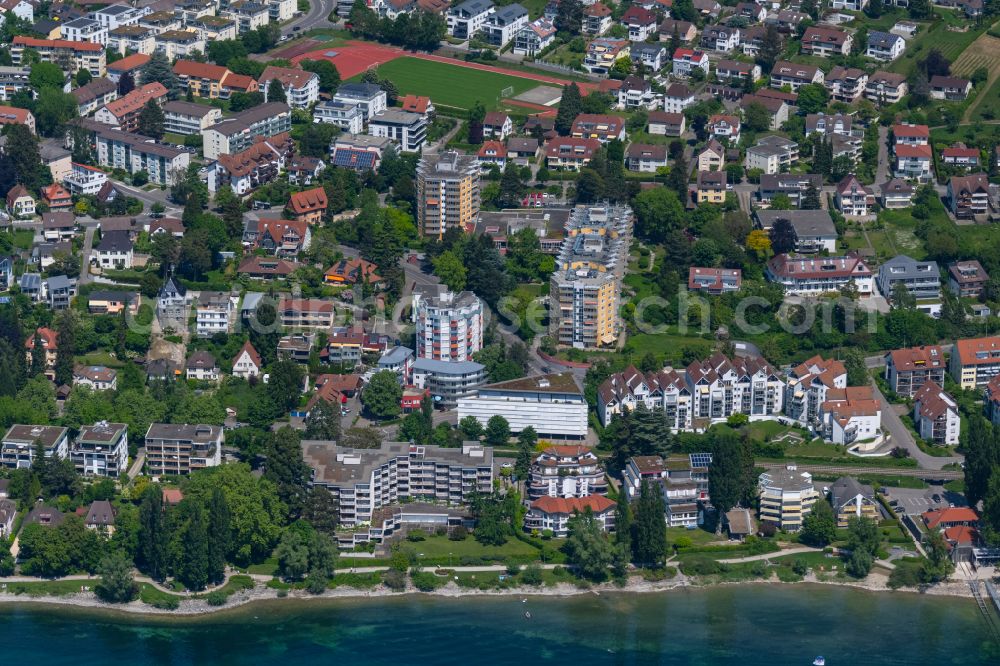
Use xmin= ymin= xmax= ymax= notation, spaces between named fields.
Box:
xmin=357 ymin=57 xmax=539 ymax=110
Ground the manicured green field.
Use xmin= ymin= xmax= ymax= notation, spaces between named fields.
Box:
xmin=359 ymin=57 xmax=538 ymax=110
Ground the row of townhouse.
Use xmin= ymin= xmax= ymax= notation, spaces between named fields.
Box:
xmin=596 ymin=355 xmax=784 ymax=430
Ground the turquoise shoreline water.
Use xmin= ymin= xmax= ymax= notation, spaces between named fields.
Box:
xmin=1 ymin=586 xmax=998 ymax=665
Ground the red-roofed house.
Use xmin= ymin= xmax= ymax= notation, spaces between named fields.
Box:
xmin=545 ymin=137 xmax=601 ymax=170
xmin=95 ymin=82 xmax=168 ymax=132
xmin=524 ymin=495 xmax=616 ymax=536
xmin=941 ymin=143 xmax=980 ymax=167
xmin=912 ymin=381 xmax=960 ymax=446
xmin=819 ymin=386 xmax=882 ymax=447
xmin=922 ymin=507 xmax=978 ymax=531
xmin=25 ymin=327 xmax=58 ymax=379
xmin=41 ymin=184 xmax=72 ymax=211
xmin=107 ymin=53 xmax=150 ymax=83
xmin=673 ymin=47 xmax=710 ymax=77
xmin=688 ymin=267 xmax=742 ymax=294
xmin=243 ymin=218 xmax=311 ymax=257
xmin=172 ymin=59 xmax=259 ymax=99
xmin=894 ymin=144 xmax=932 ymax=182
xmin=232 ymin=341 xmax=262 ymax=379
xmin=0 ymin=104 xmax=34 ymax=134
xmin=6 ymin=184 xmax=34 ymax=218
xmin=400 ymin=95 xmax=435 ymax=118
xmin=258 ymin=65 xmax=319 ymax=109
xmin=324 ymin=257 xmax=382 ymax=286
xmin=892 ymin=123 xmax=929 ymax=146
xmin=477 ymin=140 xmax=507 ymax=171
xmin=708 ymin=114 xmax=740 ymax=143
xmin=621 ymin=6 xmax=657 ymax=41
xmin=11 ymin=36 xmax=106 ymax=77
xmin=287 ymin=186 xmax=328 ymax=225
xmin=583 ymin=3 xmax=614 ymax=36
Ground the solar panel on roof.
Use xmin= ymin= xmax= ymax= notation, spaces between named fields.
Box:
xmin=689 ymin=452 xmax=713 ymax=467
xmin=333 ymin=149 xmax=376 ymax=170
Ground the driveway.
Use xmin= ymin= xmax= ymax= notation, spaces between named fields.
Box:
xmin=78 ymin=224 xmax=96 ymax=286
xmin=870 ymin=380 xmax=963 ymax=470
xmin=875 ymin=125 xmax=890 ymax=186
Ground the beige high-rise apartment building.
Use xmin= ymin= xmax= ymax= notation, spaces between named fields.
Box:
xmin=416 ymin=151 xmax=480 ymax=238
xmin=549 ymin=204 xmax=633 ymax=350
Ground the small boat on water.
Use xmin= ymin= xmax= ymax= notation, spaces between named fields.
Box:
xmin=813 ymin=658 xmax=826 ymax=666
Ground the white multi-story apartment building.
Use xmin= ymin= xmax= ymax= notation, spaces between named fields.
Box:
xmin=457 ymin=374 xmax=588 ymax=439
xmin=819 ymin=387 xmax=882 ymax=447
xmin=447 ymin=0 xmax=494 ymax=39
xmin=332 ymin=83 xmax=387 ymax=122
xmin=72 ymin=421 xmax=128 ymax=478
xmin=144 ymin=423 xmax=223 ymax=476
xmin=526 ymin=444 xmax=606 ymax=500
xmin=313 ymin=100 xmax=364 ymax=134
xmin=258 ymin=65 xmax=320 ymax=109
xmin=368 ymin=109 xmax=426 ymax=152
xmin=202 ymin=102 xmax=291 ymax=160
xmin=303 ymin=441 xmax=494 ymax=526
xmin=885 ymin=345 xmax=946 ymax=397
xmin=865 ymin=71 xmax=908 ymax=105
xmin=867 ymin=30 xmax=905 ymax=61
xmin=90 ymin=4 xmax=149 ymax=30
xmin=89 ymin=124 xmax=190 ymax=185
xmin=512 ymin=17 xmax=556 ymax=56
xmin=412 ymin=288 xmax=483 ymax=362
xmin=766 ymin=254 xmax=875 ymax=296
xmin=913 ymin=382 xmax=960 ymax=446
xmin=195 ymin=291 xmax=234 ymax=338
xmin=11 ymin=36 xmax=106 ymax=77
xmin=1 ymin=425 xmax=69 ymax=469
xmin=785 ymin=356 xmax=846 ymax=426
xmin=524 ymin=495 xmax=616 ymax=537
xmin=597 ymin=355 xmax=784 ymax=429
xmin=61 ymin=17 xmax=109 ymax=45
xmin=482 ymin=3 xmax=527 ymax=47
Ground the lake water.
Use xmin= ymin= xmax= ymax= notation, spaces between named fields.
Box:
xmin=1 ymin=586 xmax=997 ymax=665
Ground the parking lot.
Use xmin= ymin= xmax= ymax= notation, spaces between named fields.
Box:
xmin=883 ymin=486 xmax=966 ymax=516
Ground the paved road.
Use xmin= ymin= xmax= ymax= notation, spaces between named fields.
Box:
xmin=865 ymin=354 xmax=887 ymax=369
xmin=283 ymin=0 xmax=337 ymax=34
xmin=78 ymin=224 xmax=96 ymax=286
xmin=869 ymin=380 xmax=963 ymax=471
xmin=717 ymin=546 xmax=824 ymax=564
xmin=127 ymin=447 xmax=145 ymax=480
xmin=758 ymin=461 xmax=962 ymax=481
xmin=875 ymin=125 xmax=890 ymax=186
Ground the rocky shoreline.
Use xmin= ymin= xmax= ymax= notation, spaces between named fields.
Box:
xmin=0 ymin=571 xmax=975 ymax=618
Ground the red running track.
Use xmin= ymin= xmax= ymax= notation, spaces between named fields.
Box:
xmin=291 ymin=41 xmax=597 ymax=93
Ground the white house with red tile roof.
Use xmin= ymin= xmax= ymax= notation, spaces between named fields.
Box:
xmin=477 ymin=140 xmax=507 ymax=171
xmin=766 ymin=254 xmax=874 ymax=296
xmin=892 ymin=123 xmax=929 ymax=146
xmin=524 ymin=495 xmax=616 ymax=536
xmin=672 ymin=47 xmax=710 ymax=77
xmin=232 ymin=340 xmax=262 ymax=379
xmin=819 ymin=386 xmax=882 ymax=447
xmin=913 ymin=381 xmax=960 ymax=446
